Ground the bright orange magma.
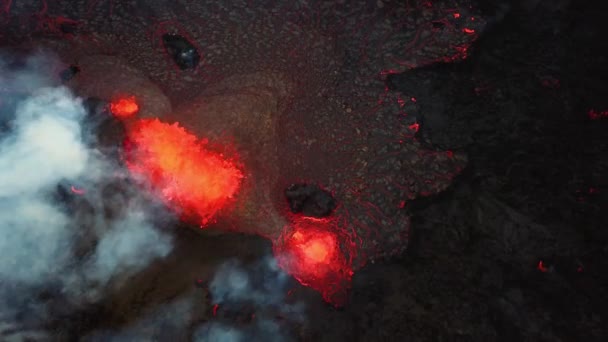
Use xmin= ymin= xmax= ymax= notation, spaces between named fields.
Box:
xmin=125 ymin=118 xmax=243 ymax=226
xmin=110 ymin=96 xmax=140 ymax=118
xmin=274 ymin=216 xmax=354 ymax=306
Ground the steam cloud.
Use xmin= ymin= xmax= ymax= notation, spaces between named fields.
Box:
xmin=86 ymin=295 xmax=200 ymax=341
xmin=85 ymin=256 xmax=306 ymax=341
xmin=0 ymin=51 xmax=173 ymax=339
xmin=194 ymin=257 xmax=305 ymax=342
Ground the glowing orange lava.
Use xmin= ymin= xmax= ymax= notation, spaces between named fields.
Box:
xmin=274 ymin=217 xmax=354 ymax=306
xmin=125 ymin=118 xmax=243 ymax=226
xmin=291 ymin=229 xmax=335 ymax=264
xmin=110 ymin=96 xmax=139 ymax=118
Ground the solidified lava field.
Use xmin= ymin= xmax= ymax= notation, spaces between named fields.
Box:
xmin=1 ymin=0 xmax=607 ymax=341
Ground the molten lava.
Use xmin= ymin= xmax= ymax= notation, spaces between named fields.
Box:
xmin=274 ymin=216 xmax=354 ymax=306
xmin=110 ymin=96 xmax=139 ymax=118
xmin=291 ymin=230 xmax=335 ymax=264
xmin=125 ymin=118 xmax=243 ymax=226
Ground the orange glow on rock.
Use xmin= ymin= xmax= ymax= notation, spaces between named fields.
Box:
xmin=274 ymin=216 xmax=354 ymax=306
xmin=125 ymin=118 xmax=243 ymax=226
xmin=110 ymin=96 xmax=139 ymax=118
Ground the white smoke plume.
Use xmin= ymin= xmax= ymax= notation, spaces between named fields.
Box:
xmin=82 ymin=256 xmax=306 ymax=341
xmin=85 ymin=294 xmax=201 ymax=342
xmin=194 ymin=256 xmax=306 ymax=342
xmin=0 ymin=50 xmax=173 ymax=339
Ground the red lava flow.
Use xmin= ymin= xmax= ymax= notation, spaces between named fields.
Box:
xmin=124 ymin=118 xmax=243 ymax=226
xmin=274 ymin=216 xmax=355 ymax=306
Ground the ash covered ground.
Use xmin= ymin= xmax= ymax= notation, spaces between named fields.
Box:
xmin=0 ymin=0 xmax=607 ymax=341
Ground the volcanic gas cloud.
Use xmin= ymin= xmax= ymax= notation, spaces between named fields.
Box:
xmin=125 ymin=118 xmax=243 ymax=226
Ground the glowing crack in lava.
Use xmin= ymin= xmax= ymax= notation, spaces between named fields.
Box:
xmin=125 ymin=118 xmax=243 ymax=226
xmin=110 ymin=95 xmax=139 ymax=119
xmin=274 ymin=217 xmax=355 ymax=306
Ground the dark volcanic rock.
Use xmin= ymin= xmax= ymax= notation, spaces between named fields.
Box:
xmin=285 ymin=183 xmax=337 ymax=218
xmin=59 ymin=65 xmax=80 ymax=82
xmin=162 ymin=34 xmax=201 ymax=70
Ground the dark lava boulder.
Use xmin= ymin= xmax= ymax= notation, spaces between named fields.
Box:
xmin=285 ymin=183 xmax=337 ymax=218
xmin=162 ymin=34 xmax=201 ymax=70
